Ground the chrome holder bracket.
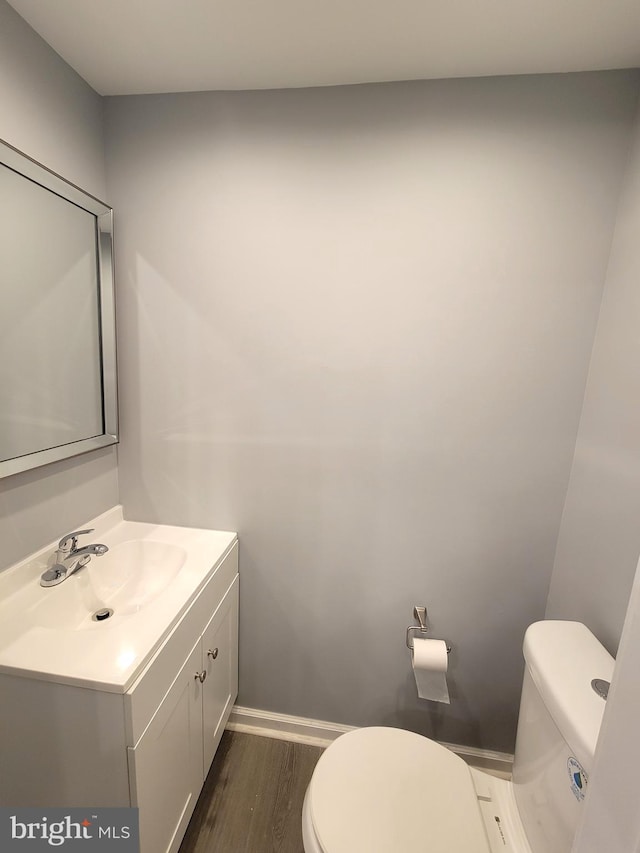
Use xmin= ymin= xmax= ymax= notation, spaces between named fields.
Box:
xmin=406 ymin=604 xmax=451 ymax=653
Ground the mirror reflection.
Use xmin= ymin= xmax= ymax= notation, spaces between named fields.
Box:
xmin=0 ymin=140 xmax=118 ymax=477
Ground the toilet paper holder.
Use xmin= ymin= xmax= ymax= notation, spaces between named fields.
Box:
xmin=406 ymin=606 xmax=451 ymax=653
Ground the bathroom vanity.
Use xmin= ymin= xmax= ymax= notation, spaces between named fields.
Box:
xmin=0 ymin=507 xmax=238 ymax=853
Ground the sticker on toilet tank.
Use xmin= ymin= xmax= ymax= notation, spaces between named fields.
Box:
xmin=567 ymin=757 xmax=588 ymax=801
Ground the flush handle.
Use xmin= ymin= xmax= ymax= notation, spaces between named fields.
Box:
xmin=591 ymin=678 xmax=610 ymax=700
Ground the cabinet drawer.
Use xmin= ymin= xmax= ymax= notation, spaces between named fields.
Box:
xmin=125 ymin=540 xmax=238 ymax=745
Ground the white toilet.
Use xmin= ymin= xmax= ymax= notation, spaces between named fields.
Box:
xmin=302 ymin=620 xmax=614 ymax=853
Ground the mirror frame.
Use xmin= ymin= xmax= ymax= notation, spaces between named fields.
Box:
xmin=0 ymin=138 xmax=118 ymax=478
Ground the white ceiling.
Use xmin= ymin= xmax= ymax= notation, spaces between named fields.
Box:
xmin=8 ymin=0 xmax=640 ymax=95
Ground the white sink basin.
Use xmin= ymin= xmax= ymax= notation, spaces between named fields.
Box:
xmin=96 ymin=539 xmax=187 ymax=612
xmin=29 ymin=540 xmax=187 ymax=630
xmin=0 ymin=506 xmax=237 ymax=691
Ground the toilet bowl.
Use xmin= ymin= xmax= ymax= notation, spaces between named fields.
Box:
xmin=302 ymin=621 xmax=614 ymax=853
xmin=302 ymin=726 xmax=524 ymax=853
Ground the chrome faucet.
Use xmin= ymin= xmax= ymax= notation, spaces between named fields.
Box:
xmin=40 ymin=529 xmax=109 ymax=588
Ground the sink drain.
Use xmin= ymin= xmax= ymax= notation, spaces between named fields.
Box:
xmin=92 ymin=608 xmax=114 ymax=622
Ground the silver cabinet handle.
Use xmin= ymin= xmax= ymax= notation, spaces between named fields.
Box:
xmin=195 ymin=671 xmax=207 ymax=683
xmin=207 ymin=648 xmax=219 ymax=660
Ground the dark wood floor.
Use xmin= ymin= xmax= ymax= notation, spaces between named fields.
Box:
xmin=179 ymin=731 xmax=323 ymax=853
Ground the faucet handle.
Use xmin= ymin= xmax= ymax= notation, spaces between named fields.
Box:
xmin=58 ymin=528 xmax=95 ymax=553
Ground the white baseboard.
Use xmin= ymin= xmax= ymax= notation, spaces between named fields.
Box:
xmin=439 ymin=740 xmax=513 ymax=778
xmin=227 ymin=705 xmax=356 ymax=748
xmin=226 ymin=705 xmax=513 ymax=776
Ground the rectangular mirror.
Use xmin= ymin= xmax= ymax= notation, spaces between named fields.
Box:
xmin=0 ymin=139 xmax=118 ymax=478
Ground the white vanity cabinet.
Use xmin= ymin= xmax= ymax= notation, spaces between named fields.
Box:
xmin=127 ymin=570 xmax=239 ymax=853
xmin=0 ymin=536 xmax=239 ymax=853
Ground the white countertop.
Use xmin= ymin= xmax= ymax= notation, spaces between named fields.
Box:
xmin=0 ymin=506 xmax=237 ymax=693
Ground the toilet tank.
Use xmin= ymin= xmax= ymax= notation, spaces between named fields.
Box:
xmin=512 ymin=621 xmax=614 ymax=853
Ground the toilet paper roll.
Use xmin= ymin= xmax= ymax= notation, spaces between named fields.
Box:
xmin=412 ymin=638 xmax=450 ymax=703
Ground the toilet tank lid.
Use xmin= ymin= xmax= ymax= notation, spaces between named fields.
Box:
xmin=523 ymin=620 xmax=614 ymax=772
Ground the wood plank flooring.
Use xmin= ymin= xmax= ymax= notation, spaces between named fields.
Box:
xmin=179 ymin=731 xmax=323 ymax=853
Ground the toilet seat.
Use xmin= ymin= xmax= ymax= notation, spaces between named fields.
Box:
xmin=305 ymin=727 xmax=491 ymax=853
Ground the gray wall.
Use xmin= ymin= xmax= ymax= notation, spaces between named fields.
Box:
xmin=546 ymin=102 xmax=640 ymax=655
xmin=106 ymin=72 xmax=638 ymax=751
xmin=0 ymin=0 xmax=119 ymax=570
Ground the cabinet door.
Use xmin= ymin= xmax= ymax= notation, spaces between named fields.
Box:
xmin=201 ymin=574 xmax=239 ymax=773
xmin=128 ymin=641 xmax=204 ymax=853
